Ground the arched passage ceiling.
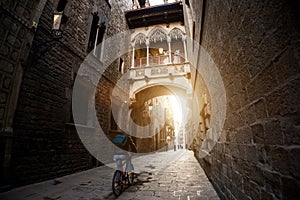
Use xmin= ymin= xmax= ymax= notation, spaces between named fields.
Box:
xmin=131 ymin=84 xmax=187 ymax=109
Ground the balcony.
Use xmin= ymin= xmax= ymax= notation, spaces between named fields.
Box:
xmin=130 ymin=56 xmax=191 ymax=81
xmin=134 ymin=54 xmax=185 ymax=68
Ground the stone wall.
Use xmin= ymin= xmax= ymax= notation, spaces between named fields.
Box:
xmin=190 ymin=0 xmax=300 ymax=199
xmin=0 ymin=0 xmax=47 ymax=188
xmin=3 ymin=0 xmax=131 ymax=187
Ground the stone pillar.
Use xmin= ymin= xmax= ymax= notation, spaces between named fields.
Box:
xmin=167 ymin=36 xmax=172 ymax=63
xmin=146 ymin=39 xmax=150 ymax=66
xmin=182 ymin=35 xmax=188 ymax=62
xmin=131 ymin=42 xmax=135 ymax=68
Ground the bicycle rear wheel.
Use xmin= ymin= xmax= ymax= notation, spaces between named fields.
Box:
xmin=127 ymin=171 xmax=134 ymax=185
xmin=112 ymin=170 xmax=123 ymax=197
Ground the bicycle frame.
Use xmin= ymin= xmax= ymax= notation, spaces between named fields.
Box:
xmin=112 ymin=153 xmax=134 ymax=197
xmin=113 ymin=154 xmax=134 ymax=172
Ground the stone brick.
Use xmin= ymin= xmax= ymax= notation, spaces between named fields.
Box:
xmin=254 ymin=98 xmax=267 ymax=120
xmin=262 ymin=169 xmax=281 ymax=198
xmin=2 ymin=76 xmax=12 ymax=89
xmin=0 ymin=91 xmax=7 ymax=103
xmin=281 ymin=176 xmax=300 ymax=200
xmin=288 ymin=147 xmax=300 ymax=179
xmin=264 ymin=119 xmax=283 ymax=145
xmin=281 ymin=114 xmax=300 ymax=144
xmin=244 ymin=145 xmax=258 ymax=163
xmin=251 ymin=123 xmax=264 ymax=144
xmin=266 ymin=78 xmax=300 ymax=117
xmin=0 ymin=45 xmax=10 ymax=56
xmin=246 ymin=65 xmax=278 ymax=103
xmin=243 ymin=180 xmax=260 ymax=200
xmin=238 ymin=105 xmax=256 ymax=126
xmin=0 ymin=60 xmax=14 ymax=73
xmin=0 ymin=108 xmax=4 ymax=119
xmin=260 ymin=190 xmax=276 ymax=200
xmin=256 ymin=144 xmax=271 ymax=166
xmin=236 ymin=126 xmax=252 ymax=144
xmin=273 ymin=47 xmax=300 ymax=84
xmin=270 ymin=146 xmax=291 ymax=176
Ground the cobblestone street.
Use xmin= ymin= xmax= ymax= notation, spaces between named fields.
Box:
xmin=0 ymin=150 xmax=219 ymax=200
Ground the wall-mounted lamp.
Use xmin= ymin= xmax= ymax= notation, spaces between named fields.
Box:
xmin=52 ymin=12 xmax=64 ymax=38
xmin=158 ymin=48 xmax=164 ymax=54
xmin=28 ymin=11 xmax=66 ymax=66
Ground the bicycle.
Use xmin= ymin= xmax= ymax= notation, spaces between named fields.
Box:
xmin=112 ymin=154 xmax=134 ymax=197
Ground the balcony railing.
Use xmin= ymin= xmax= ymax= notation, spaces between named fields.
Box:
xmin=134 ymin=54 xmax=185 ymax=68
xmin=129 ymin=63 xmax=190 ymax=80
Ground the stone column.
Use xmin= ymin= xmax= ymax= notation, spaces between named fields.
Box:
xmin=167 ymin=36 xmax=172 ymax=63
xmin=182 ymin=35 xmax=188 ymax=62
xmin=131 ymin=42 xmax=135 ymax=68
xmin=146 ymin=39 xmax=150 ymax=66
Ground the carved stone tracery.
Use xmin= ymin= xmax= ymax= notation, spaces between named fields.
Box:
xmin=149 ymin=28 xmax=167 ymax=43
xmin=133 ymin=33 xmax=147 ymax=45
xmin=170 ymin=28 xmax=183 ymax=40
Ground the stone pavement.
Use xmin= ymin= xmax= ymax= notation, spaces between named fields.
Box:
xmin=0 ymin=150 xmax=219 ymax=200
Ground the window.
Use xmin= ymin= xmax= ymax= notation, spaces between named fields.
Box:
xmin=87 ymin=14 xmax=99 ymax=53
xmin=87 ymin=14 xmax=106 ymax=57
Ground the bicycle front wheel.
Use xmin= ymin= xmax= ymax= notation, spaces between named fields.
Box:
xmin=112 ymin=170 xmax=123 ymax=197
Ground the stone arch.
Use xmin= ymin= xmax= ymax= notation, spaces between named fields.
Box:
xmin=148 ymin=27 xmax=168 ymax=43
xmin=132 ymin=33 xmax=147 ymax=45
xmin=131 ymin=81 xmax=194 ymax=108
xmin=169 ymin=27 xmax=184 ymax=40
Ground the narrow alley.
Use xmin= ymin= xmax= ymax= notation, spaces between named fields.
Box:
xmin=0 ymin=0 xmax=299 ymax=199
xmin=0 ymin=150 xmax=218 ymax=200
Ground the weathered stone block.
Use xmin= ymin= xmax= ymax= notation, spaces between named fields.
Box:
xmin=264 ymin=119 xmax=283 ymax=145
xmin=0 ymin=91 xmax=7 ymax=103
xmin=281 ymin=176 xmax=300 ymax=200
xmin=246 ymin=65 xmax=278 ymax=103
xmin=254 ymin=98 xmax=267 ymax=120
xmin=0 ymin=60 xmax=14 ymax=73
xmin=244 ymin=145 xmax=258 ymax=163
xmin=251 ymin=123 xmax=264 ymax=144
xmin=262 ymin=169 xmax=281 ymax=198
xmin=270 ymin=146 xmax=291 ymax=176
xmin=288 ymin=147 xmax=300 ymax=179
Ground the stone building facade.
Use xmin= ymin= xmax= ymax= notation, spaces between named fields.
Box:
xmin=0 ymin=0 xmax=132 ymax=189
xmin=186 ymin=0 xmax=300 ymax=199
xmin=1 ymin=0 xmax=299 ymax=198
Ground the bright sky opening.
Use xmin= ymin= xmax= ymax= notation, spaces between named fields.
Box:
xmin=149 ymin=0 xmax=176 ymax=6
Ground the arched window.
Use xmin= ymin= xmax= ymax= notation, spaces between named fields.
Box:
xmin=87 ymin=14 xmax=106 ymax=57
xmin=87 ymin=14 xmax=100 ymax=53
